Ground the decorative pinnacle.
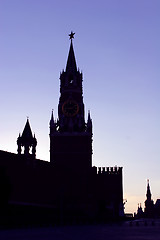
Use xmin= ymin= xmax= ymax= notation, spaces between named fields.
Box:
xmin=69 ymin=31 xmax=75 ymax=40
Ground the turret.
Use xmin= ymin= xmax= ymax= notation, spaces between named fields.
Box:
xmin=50 ymin=109 xmax=56 ymax=133
xmin=17 ymin=118 xmax=37 ymax=159
xmin=146 ymin=179 xmax=152 ymax=201
xmin=144 ymin=179 xmax=155 ymax=217
xmin=86 ymin=110 xmax=92 ymax=133
xmin=137 ymin=203 xmax=143 ymax=218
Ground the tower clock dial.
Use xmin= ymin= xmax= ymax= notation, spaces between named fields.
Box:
xmin=62 ymin=100 xmax=79 ymax=117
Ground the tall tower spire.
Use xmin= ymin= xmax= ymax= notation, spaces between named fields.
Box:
xmin=146 ymin=179 xmax=152 ymax=201
xmin=58 ymin=32 xmax=84 ymax=132
xmin=66 ymin=32 xmax=77 ymax=73
xmin=50 ymin=32 xmax=93 ymax=170
xmin=144 ymin=179 xmax=154 ymax=217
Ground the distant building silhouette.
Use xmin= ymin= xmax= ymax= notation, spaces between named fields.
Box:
xmin=0 ymin=33 xmax=124 ymax=226
xmin=136 ymin=180 xmax=160 ymax=219
xmin=144 ymin=179 xmax=154 ymax=217
xmin=137 ymin=203 xmax=143 ymax=218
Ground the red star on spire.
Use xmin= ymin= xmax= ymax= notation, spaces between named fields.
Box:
xmin=69 ymin=31 xmax=75 ymax=40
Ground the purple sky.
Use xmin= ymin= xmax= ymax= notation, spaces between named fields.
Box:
xmin=0 ymin=0 xmax=160 ymax=213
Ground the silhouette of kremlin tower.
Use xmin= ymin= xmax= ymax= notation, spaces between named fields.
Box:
xmin=0 ymin=32 xmax=123 ymax=225
xmin=50 ymin=32 xmax=92 ymax=172
xmin=17 ymin=118 xmax=37 ymax=159
xmin=136 ymin=179 xmax=160 ymax=219
xmin=144 ymin=179 xmax=154 ymax=217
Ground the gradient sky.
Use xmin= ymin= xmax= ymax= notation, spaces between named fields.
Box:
xmin=0 ymin=0 xmax=160 ymax=214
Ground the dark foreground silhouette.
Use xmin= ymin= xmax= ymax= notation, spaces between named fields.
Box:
xmin=0 ymin=32 xmax=124 ymax=227
xmin=0 ymin=219 xmax=160 ymax=240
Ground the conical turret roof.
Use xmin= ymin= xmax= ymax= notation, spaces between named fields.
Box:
xmin=146 ymin=179 xmax=152 ymax=200
xmin=21 ymin=118 xmax=33 ymax=139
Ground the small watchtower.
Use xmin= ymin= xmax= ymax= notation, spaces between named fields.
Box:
xmin=17 ymin=118 xmax=37 ymax=159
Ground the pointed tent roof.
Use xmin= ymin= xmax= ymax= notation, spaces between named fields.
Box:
xmin=87 ymin=110 xmax=92 ymax=133
xmin=21 ymin=118 xmax=33 ymax=139
xmin=146 ymin=179 xmax=152 ymax=200
xmin=50 ymin=109 xmax=55 ymax=126
xmin=51 ymin=109 xmax=54 ymax=121
xmin=66 ymin=39 xmax=77 ymax=73
xmin=87 ymin=110 xmax=91 ymax=122
xmin=87 ymin=110 xmax=92 ymax=125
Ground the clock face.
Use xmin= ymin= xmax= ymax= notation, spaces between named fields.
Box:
xmin=62 ymin=100 xmax=79 ymax=117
